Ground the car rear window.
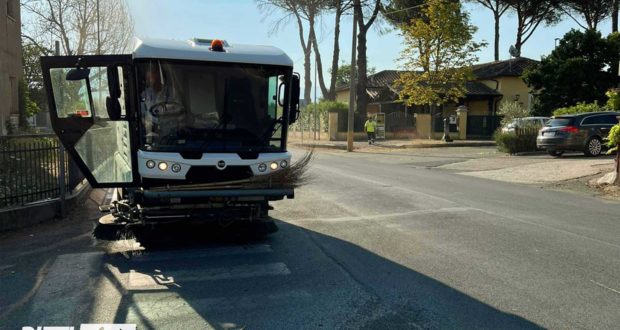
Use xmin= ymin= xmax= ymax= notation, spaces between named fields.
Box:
xmin=546 ymin=118 xmax=574 ymax=127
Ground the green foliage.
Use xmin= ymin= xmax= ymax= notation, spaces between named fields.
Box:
xmin=382 ymin=0 xmax=426 ymax=27
xmin=606 ymin=124 xmax=620 ymax=154
xmin=497 ymin=100 xmax=530 ymax=127
xmin=524 ymin=29 xmax=620 ymax=116
xmin=18 ymin=78 xmax=41 ymax=127
xmin=552 ymin=102 xmax=607 ymax=116
xmin=606 ymin=89 xmax=620 ymax=110
xmin=332 ymin=63 xmax=376 ymax=87
xmin=300 ymin=100 xmax=348 ymax=132
xmin=494 ymin=131 xmax=538 ymax=155
xmin=396 ymin=0 xmax=486 ymax=106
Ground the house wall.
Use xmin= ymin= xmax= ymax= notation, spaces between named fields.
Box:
xmin=0 ymin=0 xmax=21 ymax=135
xmin=480 ymin=76 xmax=532 ymax=110
xmin=465 ymin=100 xmax=493 ymax=116
xmin=336 ymin=90 xmax=349 ymax=103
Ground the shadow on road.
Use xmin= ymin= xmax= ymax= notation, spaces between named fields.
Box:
xmin=92 ymin=219 xmax=543 ymax=329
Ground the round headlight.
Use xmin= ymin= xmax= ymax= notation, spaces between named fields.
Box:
xmin=258 ymin=163 xmax=267 ymax=172
xmin=146 ymin=160 xmax=156 ymax=169
xmin=270 ymin=162 xmax=279 ymax=171
xmin=280 ymin=160 xmax=288 ymax=168
xmin=158 ymin=162 xmax=168 ymax=171
xmin=171 ymin=163 xmax=182 ymax=173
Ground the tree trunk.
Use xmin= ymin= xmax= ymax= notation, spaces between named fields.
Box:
xmin=303 ymin=47 xmax=312 ymax=103
xmin=494 ymin=12 xmax=500 ymax=61
xmin=327 ymin=5 xmax=343 ymax=101
xmin=515 ymin=18 xmax=523 ymax=55
xmin=614 ymin=0 xmax=619 ymax=33
xmin=310 ymin=27 xmax=329 ymax=99
xmin=356 ymin=23 xmax=368 ymax=117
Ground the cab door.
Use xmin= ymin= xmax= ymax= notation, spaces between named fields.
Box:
xmin=41 ymin=55 xmax=140 ymax=188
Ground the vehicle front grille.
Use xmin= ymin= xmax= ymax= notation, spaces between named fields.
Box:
xmin=185 ymin=166 xmax=254 ymax=183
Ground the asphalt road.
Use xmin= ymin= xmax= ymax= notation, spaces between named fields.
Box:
xmin=1 ymin=147 xmax=620 ymax=329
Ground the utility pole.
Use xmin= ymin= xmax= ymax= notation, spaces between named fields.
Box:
xmin=347 ymin=8 xmax=358 ymax=152
xmin=314 ymin=56 xmax=318 ymax=140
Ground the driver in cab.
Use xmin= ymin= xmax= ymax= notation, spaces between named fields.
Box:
xmin=141 ymin=64 xmax=185 ymax=144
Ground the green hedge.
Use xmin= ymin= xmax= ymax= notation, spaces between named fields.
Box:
xmin=494 ymin=131 xmax=538 ymax=155
xmin=552 ymin=102 xmax=610 ymax=116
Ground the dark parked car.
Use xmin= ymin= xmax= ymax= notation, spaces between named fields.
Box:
xmin=536 ymin=112 xmax=620 ymax=157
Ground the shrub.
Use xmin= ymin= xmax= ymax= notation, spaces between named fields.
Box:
xmin=494 ymin=130 xmax=537 ymax=155
xmin=606 ymin=89 xmax=620 ymax=111
xmin=498 ymin=100 xmax=530 ymax=127
xmin=552 ymin=102 xmax=607 ymax=116
xmin=607 ymin=124 xmax=620 ymax=155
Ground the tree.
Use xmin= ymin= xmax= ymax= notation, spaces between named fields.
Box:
xmin=613 ymin=0 xmax=618 ymax=32
xmin=309 ymin=0 xmax=354 ymax=101
xmin=560 ymin=0 xmax=614 ymax=30
xmin=524 ymin=29 xmax=620 ymax=116
xmin=504 ymin=0 xmax=562 ymax=55
xmin=18 ymin=78 xmax=41 ymax=127
xmin=21 ymin=0 xmax=134 ymax=55
xmin=331 ymin=62 xmax=376 ymax=86
xmin=353 ymin=0 xmax=382 ymax=116
xmin=382 ymin=0 xmax=426 ymax=27
xmin=497 ymin=100 xmax=529 ymax=127
xmin=465 ymin=0 xmax=510 ymax=61
xmin=257 ymin=0 xmax=330 ymax=102
xmin=396 ymin=0 xmax=484 ymax=134
xmin=22 ymin=41 xmax=50 ymax=116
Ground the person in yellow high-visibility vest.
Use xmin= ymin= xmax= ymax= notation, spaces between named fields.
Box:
xmin=364 ymin=117 xmax=377 ymax=145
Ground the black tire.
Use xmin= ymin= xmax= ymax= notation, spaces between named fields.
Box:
xmin=548 ymin=150 xmax=564 ymax=157
xmin=584 ymin=136 xmax=603 ymax=157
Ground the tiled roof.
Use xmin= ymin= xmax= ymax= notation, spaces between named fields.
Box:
xmin=471 ymin=57 xmax=538 ymax=79
xmin=355 ymin=70 xmax=501 ymax=100
xmin=465 ymin=81 xmax=501 ymax=96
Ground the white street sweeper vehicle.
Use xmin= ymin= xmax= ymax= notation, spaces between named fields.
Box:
xmin=41 ymin=38 xmax=302 ymax=229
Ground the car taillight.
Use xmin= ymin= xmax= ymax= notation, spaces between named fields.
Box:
xmin=560 ymin=126 xmax=579 ymax=134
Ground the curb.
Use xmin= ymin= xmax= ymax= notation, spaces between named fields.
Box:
xmin=291 ymin=142 xmax=496 ymax=151
xmin=0 ymin=180 xmax=92 ymax=232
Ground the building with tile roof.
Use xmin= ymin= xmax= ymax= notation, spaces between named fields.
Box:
xmin=334 ymin=57 xmax=538 ymax=139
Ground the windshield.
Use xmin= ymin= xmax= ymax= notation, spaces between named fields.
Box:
xmin=545 ymin=118 xmax=575 ymax=127
xmin=137 ymin=60 xmax=290 ymax=152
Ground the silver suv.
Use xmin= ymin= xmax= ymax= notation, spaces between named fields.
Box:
xmin=536 ymin=112 xmax=620 ymax=157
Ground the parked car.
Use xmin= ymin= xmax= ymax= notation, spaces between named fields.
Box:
xmin=536 ymin=112 xmax=620 ymax=157
xmin=501 ymin=117 xmax=550 ymax=133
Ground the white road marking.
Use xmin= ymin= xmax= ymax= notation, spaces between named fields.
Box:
xmin=0 ymin=259 xmax=52 ymax=320
xmin=127 ymin=262 xmax=291 ymax=290
xmin=315 ymin=164 xmax=620 ymax=251
xmin=0 ymin=264 xmax=14 ymax=271
xmin=127 ymin=244 xmax=273 ymax=263
xmin=14 ymin=233 xmax=92 ymax=258
xmin=28 ymin=252 xmax=104 ymax=324
xmin=313 ymin=164 xmax=459 ymax=206
xmin=288 ymin=207 xmax=476 ymax=223
xmin=591 ymin=280 xmax=620 ymax=295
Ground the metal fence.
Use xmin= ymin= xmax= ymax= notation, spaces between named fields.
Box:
xmin=385 ymin=111 xmax=415 ymax=132
xmin=0 ymin=135 xmax=84 ymax=208
xmin=515 ymin=127 xmax=540 ymax=137
xmin=467 ymin=115 xmax=501 ymax=138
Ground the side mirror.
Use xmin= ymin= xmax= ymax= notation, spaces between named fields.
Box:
xmin=288 ymin=74 xmax=301 ymax=124
xmin=66 ymin=68 xmax=90 ymax=81
xmin=106 ymin=66 xmax=122 ymax=120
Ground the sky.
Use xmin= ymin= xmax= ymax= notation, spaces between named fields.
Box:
xmin=127 ymin=0 xmax=614 ymax=95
